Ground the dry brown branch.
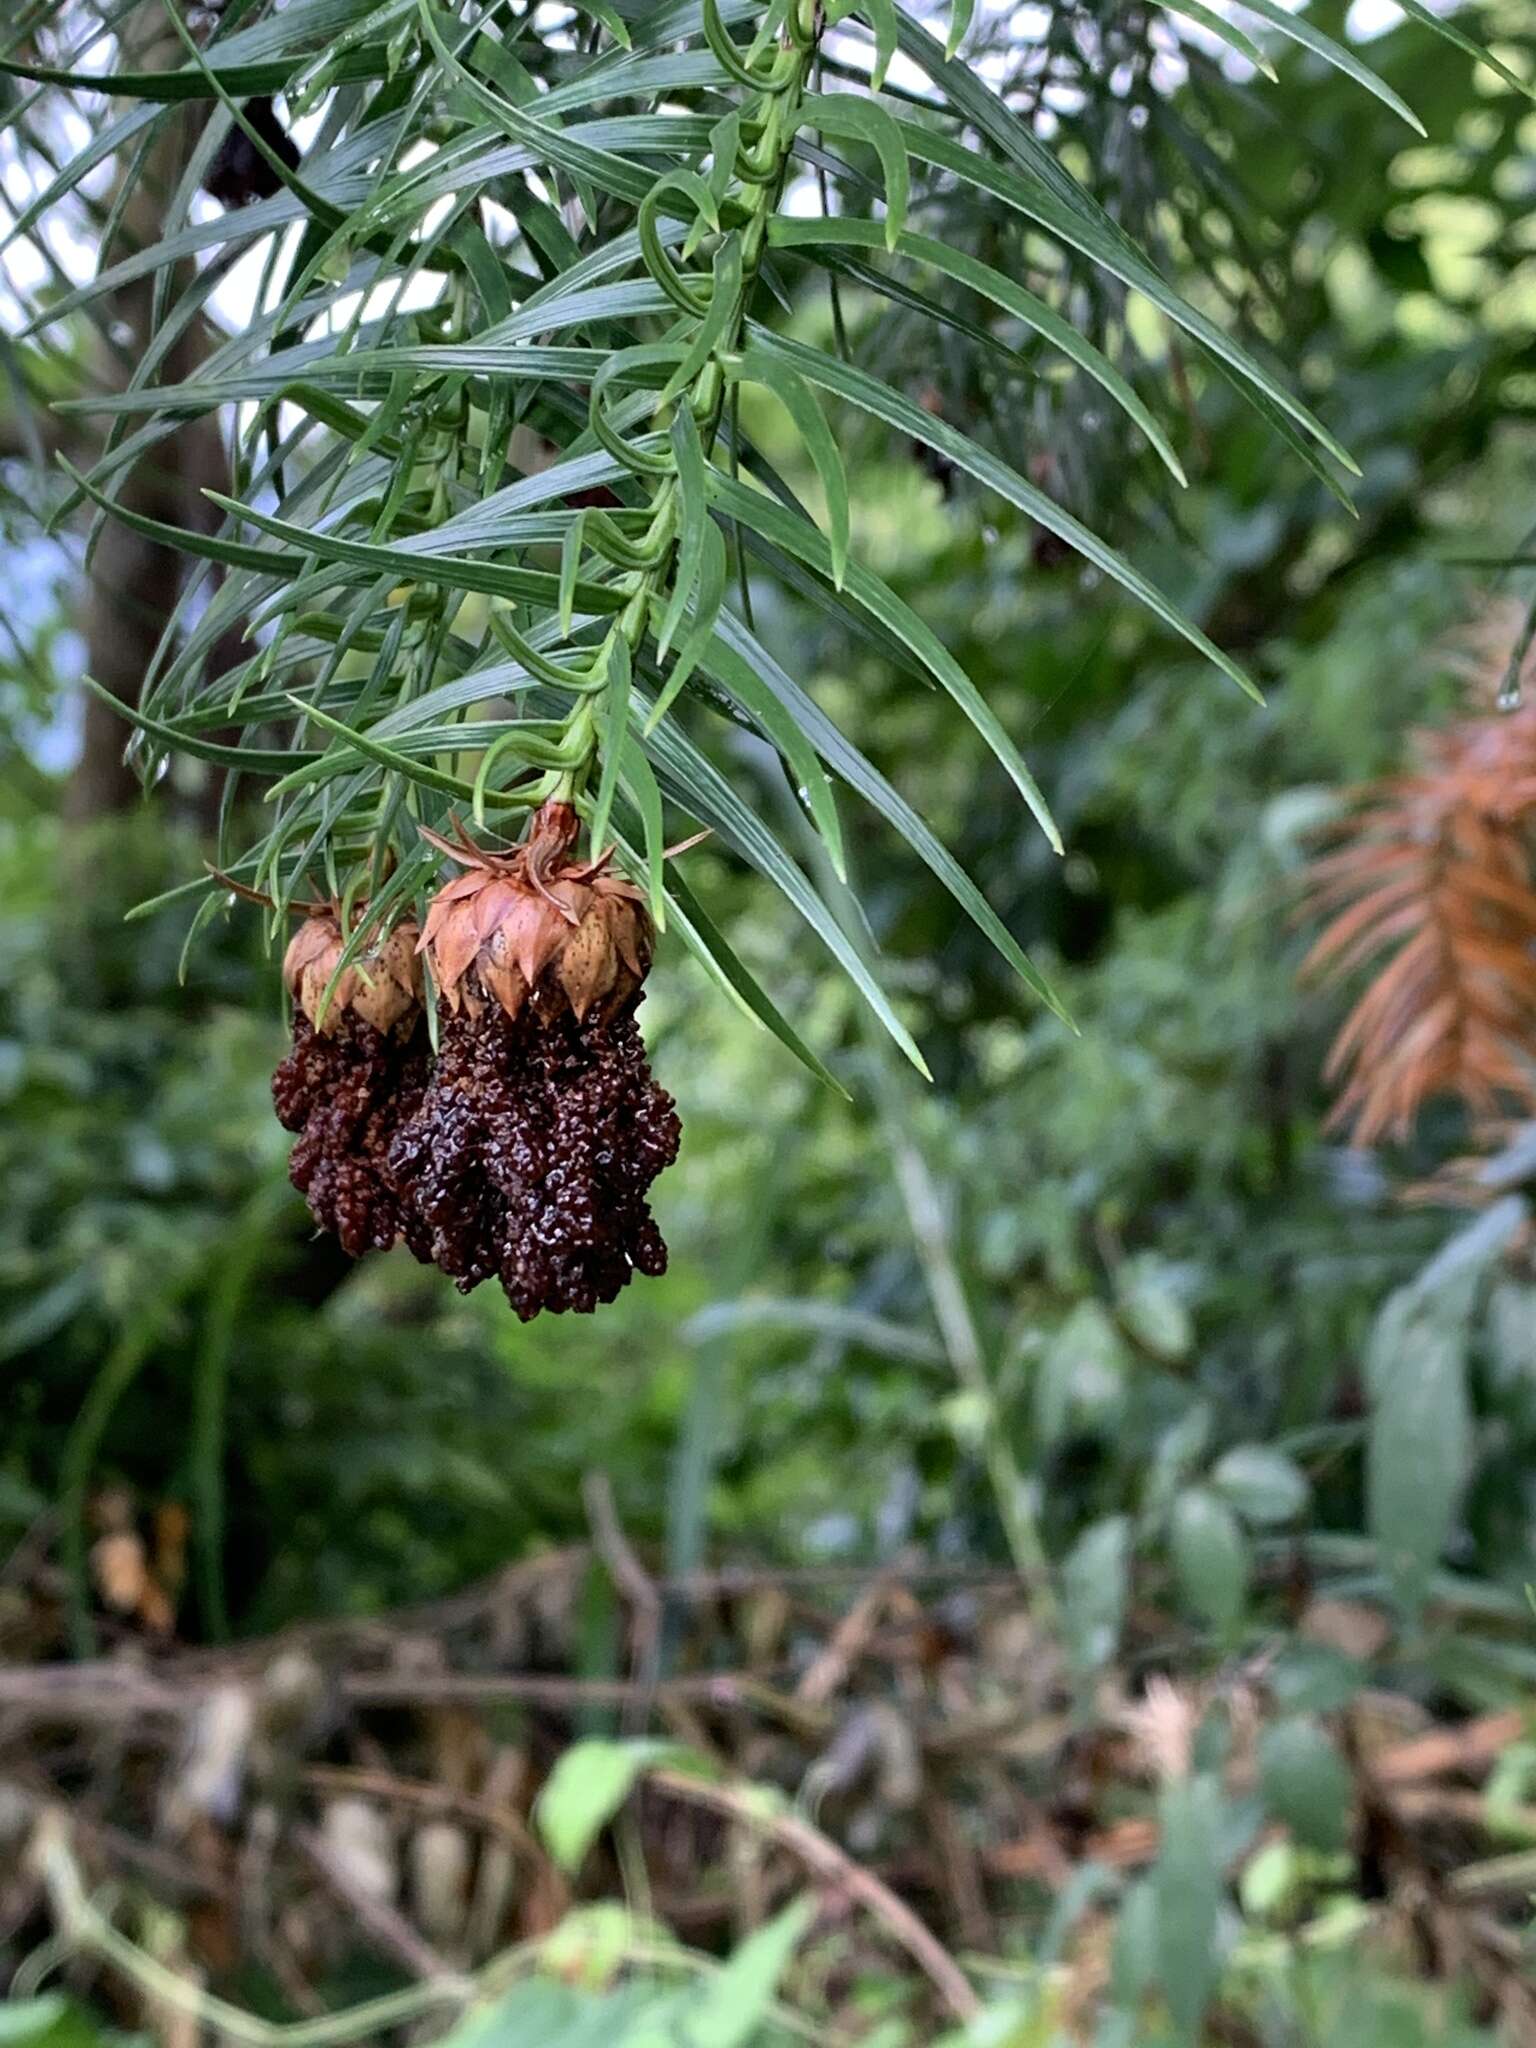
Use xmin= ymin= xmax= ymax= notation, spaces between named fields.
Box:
xmin=1369 ymin=1709 xmax=1529 ymax=1786
xmin=295 ymin=1824 xmax=466 ymax=1987
xmin=582 ymin=1470 xmax=662 ymax=1730
xmin=302 ymin=1767 xmax=544 ymax=1860
xmin=987 ymin=1816 xmax=1160 ymax=1880
xmin=340 ymin=1669 xmax=785 ymax=1710
xmin=646 ymin=1767 xmax=982 ymax=2022
xmin=1448 ymin=1848 xmax=1536 ymax=1898
xmin=795 ymin=1568 xmax=908 ymax=1708
xmin=1386 ymin=1787 xmax=1536 ymax=1833
xmin=582 ymin=1475 xmax=659 ymax=1633
xmin=0 ymin=1663 xmax=187 ymax=1721
xmin=923 ymin=1791 xmax=993 ymax=1953
xmin=467 ymin=1749 xmax=543 ymax=1955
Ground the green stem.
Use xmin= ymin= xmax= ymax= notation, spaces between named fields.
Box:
xmin=765 ymin=769 xmax=1059 ymax=1626
xmin=36 ymin=1823 xmax=472 ymax=2048
xmin=538 ymin=0 xmax=822 ymax=811
xmin=867 ymin=1053 xmax=1058 ymax=1628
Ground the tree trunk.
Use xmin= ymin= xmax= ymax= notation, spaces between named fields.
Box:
xmin=66 ymin=3 xmax=234 ymax=822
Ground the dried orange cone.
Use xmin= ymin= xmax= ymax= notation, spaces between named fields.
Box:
xmin=283 ymin=909 xmax=422 ymax=1036
xmin=417 ymin=801 xmax=650 ymax=1026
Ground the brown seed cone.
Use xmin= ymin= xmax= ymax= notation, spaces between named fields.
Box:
xmin=418 ymin=802 xmax=651 ymax=1027
xmin=283 ymin=910 xmax=423 ymax=1037
xmin=272 ymin=1009 xmax=432 ymax=1259
xmin=272 ymin=910 xmax=429 ymax=1259
xmin=393 ymin=807 xmax=678 ymax=1320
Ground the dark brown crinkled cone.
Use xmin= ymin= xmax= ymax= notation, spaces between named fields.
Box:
xmin=390 ymin=801 xmax=681 ymax=1319
xmin=272 ymin=1008 xmax=432 ymax=1259
xmin=387 ymin=981 xmax=680 ymax=1321
xmin=271 ymin=910 xmax=427 ymax=1260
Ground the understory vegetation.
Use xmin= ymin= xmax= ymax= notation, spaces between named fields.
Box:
xmin=2 ymin=0 xmax=1536 ymax=2041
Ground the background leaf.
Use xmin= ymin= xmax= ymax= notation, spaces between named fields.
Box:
xmin=1368 ymin=1304 xmax=1473 ymax=1624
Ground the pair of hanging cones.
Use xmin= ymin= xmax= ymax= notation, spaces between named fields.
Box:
xmin=271 ymin=803 xmax=680 ymax=1320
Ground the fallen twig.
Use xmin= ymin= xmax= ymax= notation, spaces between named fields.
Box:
xmin=340 ymin=1668 xmax=779 ymax=1710
xmin=1372 ymin=1710 xmax=1529 ymax=1786
xmin=584 ymin=1469 xmax=663 ymax=1731
xmin=646 ymin=1767 xmax=981 ymax=2022
xmin=29 ymin=1814 xmax=472 ymax=2048
xmin=303 ymin=1764 xmax=544 ymax=1860
xmin=294 ymin=1824 xmax=463 ymax=1985
xmin=796 ymin=1564 xmax=912 ymax=1709
xmin=0 ymin=1664 xmax=186 ymax=1721
xmin=1449 ymin=1847 xmax=1536 ymax=1898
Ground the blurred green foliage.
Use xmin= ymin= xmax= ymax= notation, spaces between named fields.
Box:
xmin=3 ymin=0 xmax=1535 ymax=1653
xmin=3 ymin=7 xmax=1536 ymax=2042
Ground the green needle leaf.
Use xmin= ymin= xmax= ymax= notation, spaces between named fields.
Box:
xmin=1234 ymin=0 xmax=1426 ymax=132
xmin=731 ymin=354 xmax=852 ymax=586
xmin=588 ymin=634 xmax=632 ymax=861
xmin=800 ymin=92 xmax=909 ymax=250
